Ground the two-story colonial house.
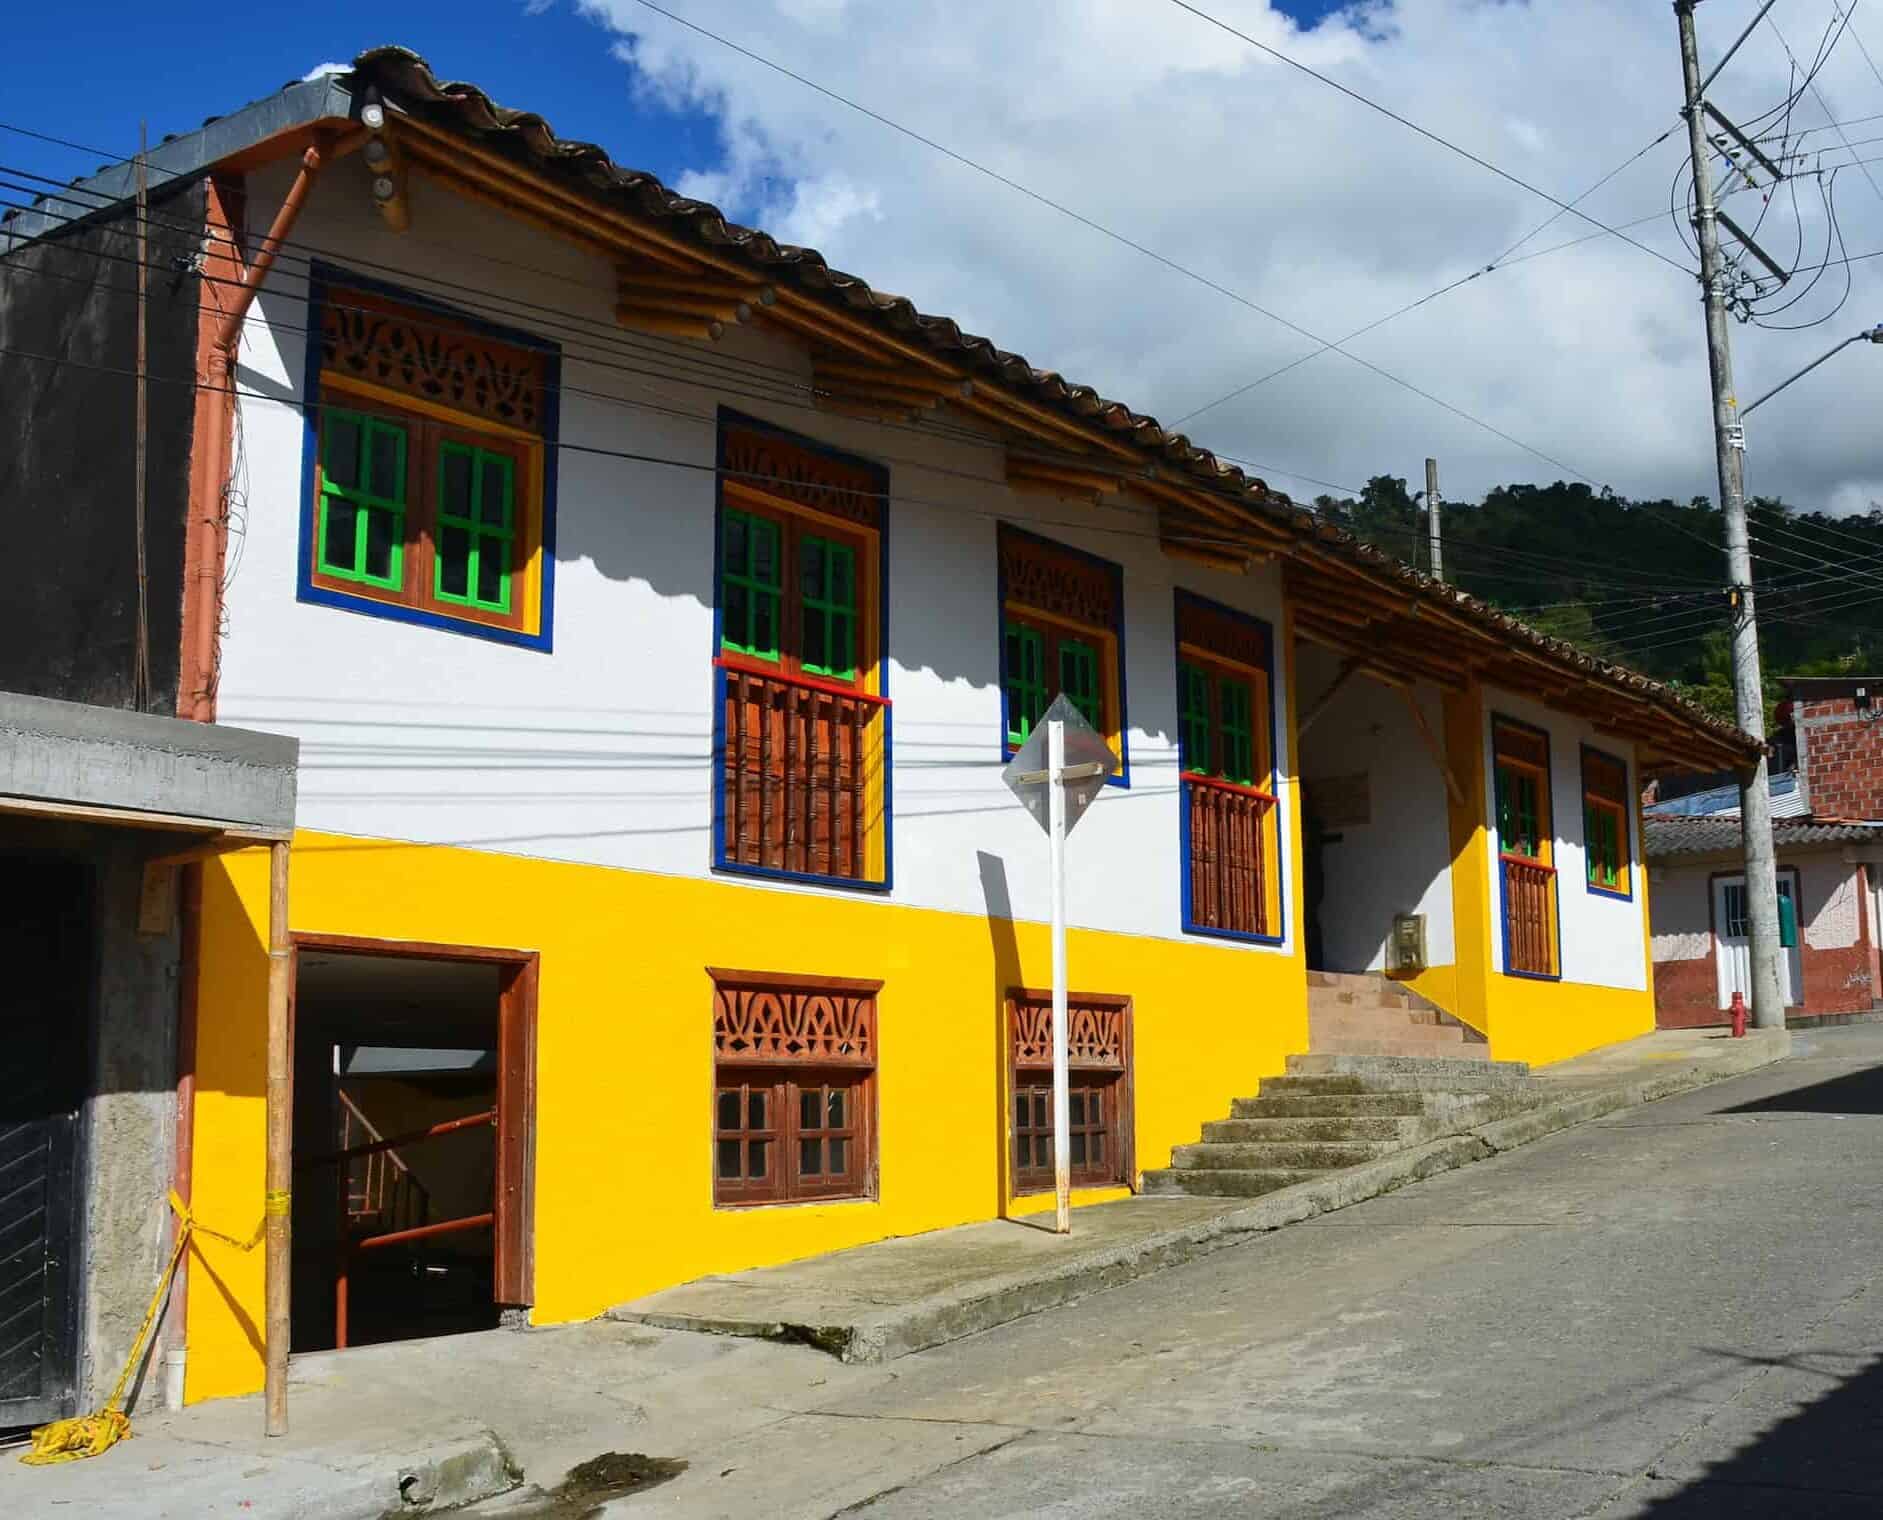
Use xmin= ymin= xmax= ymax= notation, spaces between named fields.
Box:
xmin=0 ymin=48 xmax=1758 ymax=1418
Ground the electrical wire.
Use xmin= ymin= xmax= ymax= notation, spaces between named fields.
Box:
xmin=591 ymin=3 xmax=1612 ymax=483
xmin=1166 ymin=126 xmax=1685 ymax=430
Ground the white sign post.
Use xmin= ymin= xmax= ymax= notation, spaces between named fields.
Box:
xmin=1001 ymin=695 xmax=1119 ymax=1234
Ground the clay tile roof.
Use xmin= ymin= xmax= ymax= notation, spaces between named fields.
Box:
xmin=8 ymin=44 xmax=1759 ymax=765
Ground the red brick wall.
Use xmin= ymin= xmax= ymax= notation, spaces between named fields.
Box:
xmin=1797 ymin=696 xmax=1883 ymax=819
xmin=1654 ymin=954 xmax=1721 ymax=1029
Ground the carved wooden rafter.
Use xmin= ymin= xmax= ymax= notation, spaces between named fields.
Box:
xmin=615 ymin=259 xmax=775 ymax=342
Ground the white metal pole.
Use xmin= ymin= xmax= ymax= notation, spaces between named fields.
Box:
xmin=1048 ymin=718 xmax=1071 ymax=1234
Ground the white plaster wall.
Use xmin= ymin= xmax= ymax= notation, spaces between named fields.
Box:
xmin=215 ymin=158 xmax=1293 ymax=949
xmin=1648 ymin=863 xmax=1711 ymax=963
xmin=1295 ymin=645 xmax=1453 ymax=971
xmin=1800 ymin=855 xmax=1862 ymax=951
xmin=1481 ymin=688 xmax=1646 ymax=989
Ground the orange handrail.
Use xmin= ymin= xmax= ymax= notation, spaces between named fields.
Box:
xmin=715 ymin=655 xmax=891 ymax=707
xmin=1180 ymin=771 xmax=1278 ymax=804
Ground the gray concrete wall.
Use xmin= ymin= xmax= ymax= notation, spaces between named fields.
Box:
xmin=1 ymin=818 xmax=184 ymax=1413
xmin=79 ymin=835 xmax=181 ymax=1413
xmin=0 ymin=689 xmax=298 ymax=831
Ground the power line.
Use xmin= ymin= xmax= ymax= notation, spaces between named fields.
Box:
xmin=608 ymin=1 xmax=1608 ymax=483
xmin=4 ymin=167 xmax=1691 ymax=589
xmin=1169 ymin=127 xmax=1685 ymax=430
xmin=1159 ymin=0 xmax=1690 ymax=275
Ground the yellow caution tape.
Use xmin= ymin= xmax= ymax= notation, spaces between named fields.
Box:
xmin=19 ymin=1192 xmax=264 ymax=1466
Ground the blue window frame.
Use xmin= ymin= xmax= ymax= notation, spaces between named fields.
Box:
xmin=1175 ymin=590 xmax=1283 ymax=946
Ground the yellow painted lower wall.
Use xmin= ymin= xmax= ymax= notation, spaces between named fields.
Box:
xmin=1485 ymin=976 xmax=1655 ymax=1069
xmin=183 ymin=831 xmax=1308 ymax=1403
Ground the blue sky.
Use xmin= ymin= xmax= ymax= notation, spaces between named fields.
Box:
xmin=2 ymin=1 xmax=721 ymax=185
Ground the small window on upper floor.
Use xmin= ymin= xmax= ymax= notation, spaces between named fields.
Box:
xmin=1581 ymin=747 xmax=1632 ymax=899
xmin=998 ymin=525 xmax=1127 ymax=780
xmin=302 ymin=273 xmax=557 ymax=650
xmin=713 ymin=418 xmax=890 ymax=889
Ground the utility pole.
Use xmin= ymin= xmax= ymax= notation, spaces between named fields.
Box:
xmin=1676 ymin=0 xmax=1785 ymax=1028
xmin=1424 ymin=457 xmax=1443 ymax=581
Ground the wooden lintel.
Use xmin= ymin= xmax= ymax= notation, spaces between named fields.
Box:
xmin=1401 ymin=686 xmax=1466 ymax=806
xmin=1161 ymin=539 xmax=1252 ymax=573
xmin=614 ymin=306 xmax=724 ymax=342
xmin=1006 ymin=459 xmax=1126 ymax=495
xmin=816 ymin=376 xmax=962 ymax=406
xmin=616 ymin=291 xmax=750 ymax=323
xmin=616 ymin=262 xmax=774 ymax=302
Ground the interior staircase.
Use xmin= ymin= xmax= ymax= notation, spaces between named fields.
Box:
xmin=1141 ymin=973 xmax=1532 ymax=1200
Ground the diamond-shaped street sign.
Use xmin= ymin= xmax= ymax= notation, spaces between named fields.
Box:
xmin=1000 ymin=693 xmax=1120 ymax=835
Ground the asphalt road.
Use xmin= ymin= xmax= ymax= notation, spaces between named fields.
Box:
xmin=453 ymin=1023 xmax=1883 ymax=1518
xmin=793 ymin=1023 xmax=1883 ymax=1518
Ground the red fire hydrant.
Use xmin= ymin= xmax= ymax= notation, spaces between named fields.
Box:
xmin=1730 ymin=991 xmax=1748 ymax=1039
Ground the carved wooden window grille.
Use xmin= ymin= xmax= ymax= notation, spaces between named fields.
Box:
xmin=320 ymin=285 xmax=547 ymax=434
xmin=716 ymin=422 xmax=888 ymax=887
xmin=711 ymin=970 xmax=880 ymax=1206
xmin=1177 ymin=593 xmax=1277 ymax=940
xmin=999 ymin=526 xmax=1123 ymax=756
xmin=1007 ymin=990 xmax=1132 ymax=1193
xmin=312 ymin=285 xmax=550 ymax=640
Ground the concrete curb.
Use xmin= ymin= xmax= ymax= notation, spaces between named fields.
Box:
xmin=617 ymin=1031 xmax=1790 ymax=1364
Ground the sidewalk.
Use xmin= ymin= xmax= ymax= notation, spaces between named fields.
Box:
xmin=614 ymin=1026 xmax=1790 ymax=1363
xmin=2 ymin=1026 xmax=1785 ymax=1519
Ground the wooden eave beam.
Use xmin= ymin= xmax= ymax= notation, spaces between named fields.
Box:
xmin=390 ymin=113 xmax=1144 ymax=462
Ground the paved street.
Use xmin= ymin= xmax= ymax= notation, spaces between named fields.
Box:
xmin=545 ymin=1023 xmax=1883 ymax=1517
xmin=12 ymin=1025 xmax=1879 ymax=1518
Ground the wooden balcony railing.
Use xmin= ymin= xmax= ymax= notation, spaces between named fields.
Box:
xmin=718 ymin=658 xmax=886 ymax=884
xmin=1183 ymin=773 xmax=1275 ymax=937
xmin=1501 ymin=853 xmax=1557 ymax=976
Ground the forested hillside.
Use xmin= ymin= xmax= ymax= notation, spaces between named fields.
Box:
xmin=1308 ymin=478 xmax=1883 ymax=723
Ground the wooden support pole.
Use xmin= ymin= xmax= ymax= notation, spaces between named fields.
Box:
xmin=264 ymin=840 xmax=292 ymax=1437
xmin=1297 ymin=657 xmax=1364 ymax=739
xmin=1402 ymin=686 xmax=1466 ymax=805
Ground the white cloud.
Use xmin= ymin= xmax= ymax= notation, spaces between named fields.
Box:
xmin=302 ymin=62 xmax=350 ymax=82
xmin=578 ymin=0 xmax=1883 ymax=515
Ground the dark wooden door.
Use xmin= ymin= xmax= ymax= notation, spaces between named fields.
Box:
xmin=0 ymin=859 xmax=89 ymax=1428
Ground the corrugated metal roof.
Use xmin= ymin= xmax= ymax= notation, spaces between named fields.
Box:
xmin=1645 ymin=771 xmax=1807 ymax=819
xmin=1645 ymin=814 xmax=1883 ymax=858
xmin=0 ymin=46 xmax=1765 ymax=765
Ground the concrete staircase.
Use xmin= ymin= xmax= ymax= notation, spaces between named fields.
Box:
xmin=1141 ymin=1052 xmax=1537 ymax=1198
xmin=1309 ymin=970 xmax=1489 ymax=1058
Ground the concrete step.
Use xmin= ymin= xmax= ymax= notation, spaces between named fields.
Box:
xmin=1170 ymin=1139 xmax=1397 ymax=1170
xmin=1287 ymin=1053 xmax=1531 ymax=1082
xmin=1200 ymin=1115 xmax=1432 ymax=1143
xmin=1307 ymin=1037 xmax=1485 ymax=1060
xmin=1140 ymin=1167 xmax=1322 ymax=1198
xmin=1309 ymin=1011 xmax=1467 ymax=1040
xmin=1229 ymin=1092 xmax=1432 ymax=1118
xmin=1257 ymin=1071 xmax=1527 ymax=1098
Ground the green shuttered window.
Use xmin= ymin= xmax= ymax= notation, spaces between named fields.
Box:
xmin=1004 ymin=622 xmax=1046 ymax=746
xmin=318 ymin=409 xmax=407 ymax=589
xmin=434 ymin=442 xmax=515 ymax=613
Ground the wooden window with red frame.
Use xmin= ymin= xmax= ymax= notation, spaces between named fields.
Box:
xmin=710 ymin=969 xmax=879 ymax=1206
xmin=1176 ymin=595 xmax=1277 ymax=940
xmin=1008 ymin=990 xmax=1133 ymax=1193
xmin=1581 ymin=747 xmax=1632 ymax=898
xmin=1494 ymin=720 xmax=1558 ymax=977
xmin=312 ymin=284 xmax=549 ymax=639
xmin=716 ymin=424 xmax=886 ymax=885
xmin=998 ymin=526 xmax=1123 ymax=758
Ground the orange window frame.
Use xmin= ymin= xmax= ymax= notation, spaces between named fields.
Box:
xmin=310 ymin=394 xmax=540 ymax=637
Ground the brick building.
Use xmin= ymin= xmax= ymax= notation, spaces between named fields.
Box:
xmin=1648 ymin=676 xmax=1883 ymax=1027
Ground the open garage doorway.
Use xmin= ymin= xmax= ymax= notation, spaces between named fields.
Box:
xmin=289 ymin=938 xmax=535 ymax=1353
